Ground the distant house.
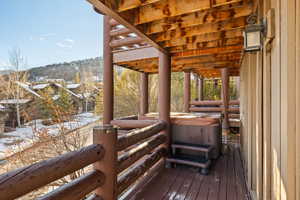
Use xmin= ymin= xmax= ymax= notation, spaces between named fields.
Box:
xmin=0 ymin=99 xmax=32 ymax=128
xmin=0 ymin=105 xmax=8 ymax=134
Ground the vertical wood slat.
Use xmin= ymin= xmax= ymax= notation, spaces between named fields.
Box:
xmin=255 ymin=48 xmax=263 ymax=200
xmin=270 ymin=0 xmax=281 ymax=198
xmin=280 ymin=0 xmax=297 ymax=199
xmin=296 ymin=0 xmax=300 ymax=198
xmin=262 ymin=1 xmax=272 ymax=199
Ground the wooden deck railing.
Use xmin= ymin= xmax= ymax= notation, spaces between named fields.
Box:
xmin=115 ymin=120 xmax=167 ymax=198
xmin=189 ymin=100 xmax=240 ymax=113
xmin=0 ymin=144 xmax=105 ymax=200
xmin=0 ymin=119 xmax=167 ymax=200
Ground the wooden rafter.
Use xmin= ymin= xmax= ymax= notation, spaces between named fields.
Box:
xmin=161 ymin=29 xmax=243 ymax=48
xmin=172 ymin=45 xmax=243 ymax=58
xmin=172 ymin=53 xmax=242 ymax=65
xmin=138 ymin=3 xmax=252 ymax=34
xmin=151 ymin=17 xmax=247 ymax=42
xmin=168 ymin=37 xmax=244 ymax=52
xmin=87 ymin=0 xmax=168 ymax=54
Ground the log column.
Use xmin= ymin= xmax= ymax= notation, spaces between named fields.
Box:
xmin=184 ymin=71 xmax=191 ymax=113
xmin=199 ymin=76 xmax=204 ymax=100
xmin=195 ymin=74 xmax=199 ymax=100
xmin=221 ymin=68 xmax=230 ymax=130
xmin=158 ymin=52 xmax=171 ymax=150
xmin=103 ymin=15 xmax=113 ymax=125
xmin=93 ymin=125 xmax=117 ymax=200
xmin=140 ymin=72 xmax=149 ymax=116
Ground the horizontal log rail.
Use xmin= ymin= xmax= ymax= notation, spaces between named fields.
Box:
xmin=0 ymin=144 xmax=104 ymax=200
xmin=190 ymin=100 xmax=240 ymax=106
xmin=38 ymin=170 xmax=105 ymax=200
xmin=111 ymin=119 xmax=158 ymax=129
xmin=117 ymin=147 xmax=166 ymax=195
xmin=118 ymin=134 xmax=166 ymax=173
xmin=114 ymin=115 xmax=138 ymax=120
xmin=189 ymin=107 xmax=240 ymax=113
xmin=119 ymin=159 xmax=164 ymax=200
xmin=117 ymin=121 xmax=166 ymax=151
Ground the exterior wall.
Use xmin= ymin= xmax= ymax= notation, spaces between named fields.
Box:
xmin=240 ymin=0 xmax=300 ymax=199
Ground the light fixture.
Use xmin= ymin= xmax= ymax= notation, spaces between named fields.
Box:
xmin=243 ymin=15 xmax=266 ymax=52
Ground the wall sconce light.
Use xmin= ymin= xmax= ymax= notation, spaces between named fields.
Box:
xmin=243 ymin=15 xmax=266 ymax=52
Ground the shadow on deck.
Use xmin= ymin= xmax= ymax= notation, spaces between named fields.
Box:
xmin=130 ymin=146 xmax=250 ymax=200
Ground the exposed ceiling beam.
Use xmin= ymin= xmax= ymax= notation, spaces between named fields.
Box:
xmin=118 ymin=0 xmax=161 ymax=12
xmin=168 ymin=37 xmax=244 ymax=52
xmin=161 ymin=29 xmax=243 ymax=48
xmin=125 ymin=0 xmax=243 ymax=25
xmin=138 ymin=4 xmax=252 ymax=34
xmin=172 ymin=53 xmax=242 ymax=65
xmin=172 ymin=45 xmax=243 ymax=58
xmin=113 ymin=46 xmax=159 ymax=63
xmin=151 ymin=17 xmax=247 ymax=42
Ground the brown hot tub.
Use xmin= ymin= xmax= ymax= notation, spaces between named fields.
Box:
xmin=140 ymin=113 xmax=222 ymax=159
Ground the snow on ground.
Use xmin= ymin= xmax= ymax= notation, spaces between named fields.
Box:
xmin=0 ymin=112 xmax=100 ymax=159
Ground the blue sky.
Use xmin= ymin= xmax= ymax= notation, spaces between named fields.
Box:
xmin=0 ymin=0 xmax=103 ymax=70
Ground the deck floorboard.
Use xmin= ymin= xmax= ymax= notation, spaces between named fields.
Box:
xmin=132 ymin=146 xmax=250 ymax=200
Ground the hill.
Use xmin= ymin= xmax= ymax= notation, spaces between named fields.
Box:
xmin=27 ymin=57 xmax=103 ymax=82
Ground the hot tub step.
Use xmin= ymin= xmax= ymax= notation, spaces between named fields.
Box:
xmin=166 ymin=155 xmax=211 ymax=169
xmin=172 ymin=143 xmax=213 ymax=153
xmin=171 ymin=142 xmax=213 ymax=160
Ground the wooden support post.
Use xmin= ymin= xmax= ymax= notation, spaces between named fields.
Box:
xmin=221 ymin=68 xmax=230 ymax=130
xmin=195 ymin=74 xmax=199 ymax=100
xmin=140 ymin=72 xmax=149 ymax=116
xmin=199 ymin=76 xmax=204 ymax=100
xmin=158 ymin=51 xmax=171 ymax=151
xmin=93 ymin=125 xmax=117 ymax=200
xmin=184 ymin=71 xmax=191 ymax=113
xmin=103 ymin=15 xmax=113 ymax=125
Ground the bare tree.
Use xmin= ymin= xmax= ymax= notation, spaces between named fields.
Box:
xmin=8 ymin=48 xmax=27 ymax=127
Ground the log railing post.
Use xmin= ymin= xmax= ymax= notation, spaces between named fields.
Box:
xmin=103 ymin=15 xmax=114 ymax=125
xmin=140 ymin=72 xmax=149 ymax=116
xmin=184 ymin=71 xmax=191 ymax=113
xmin=158 ymin=52 xmax=171 ymax=151
xmin=93 ymin=125 xmax=117 ymax=200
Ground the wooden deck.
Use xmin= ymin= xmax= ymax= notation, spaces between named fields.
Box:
xmin=131 ymin=146 xmax=250 ymax=200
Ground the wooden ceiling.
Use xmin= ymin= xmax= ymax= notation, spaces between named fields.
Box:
xmin=88 ymin=0 xmax=256 ymax=77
